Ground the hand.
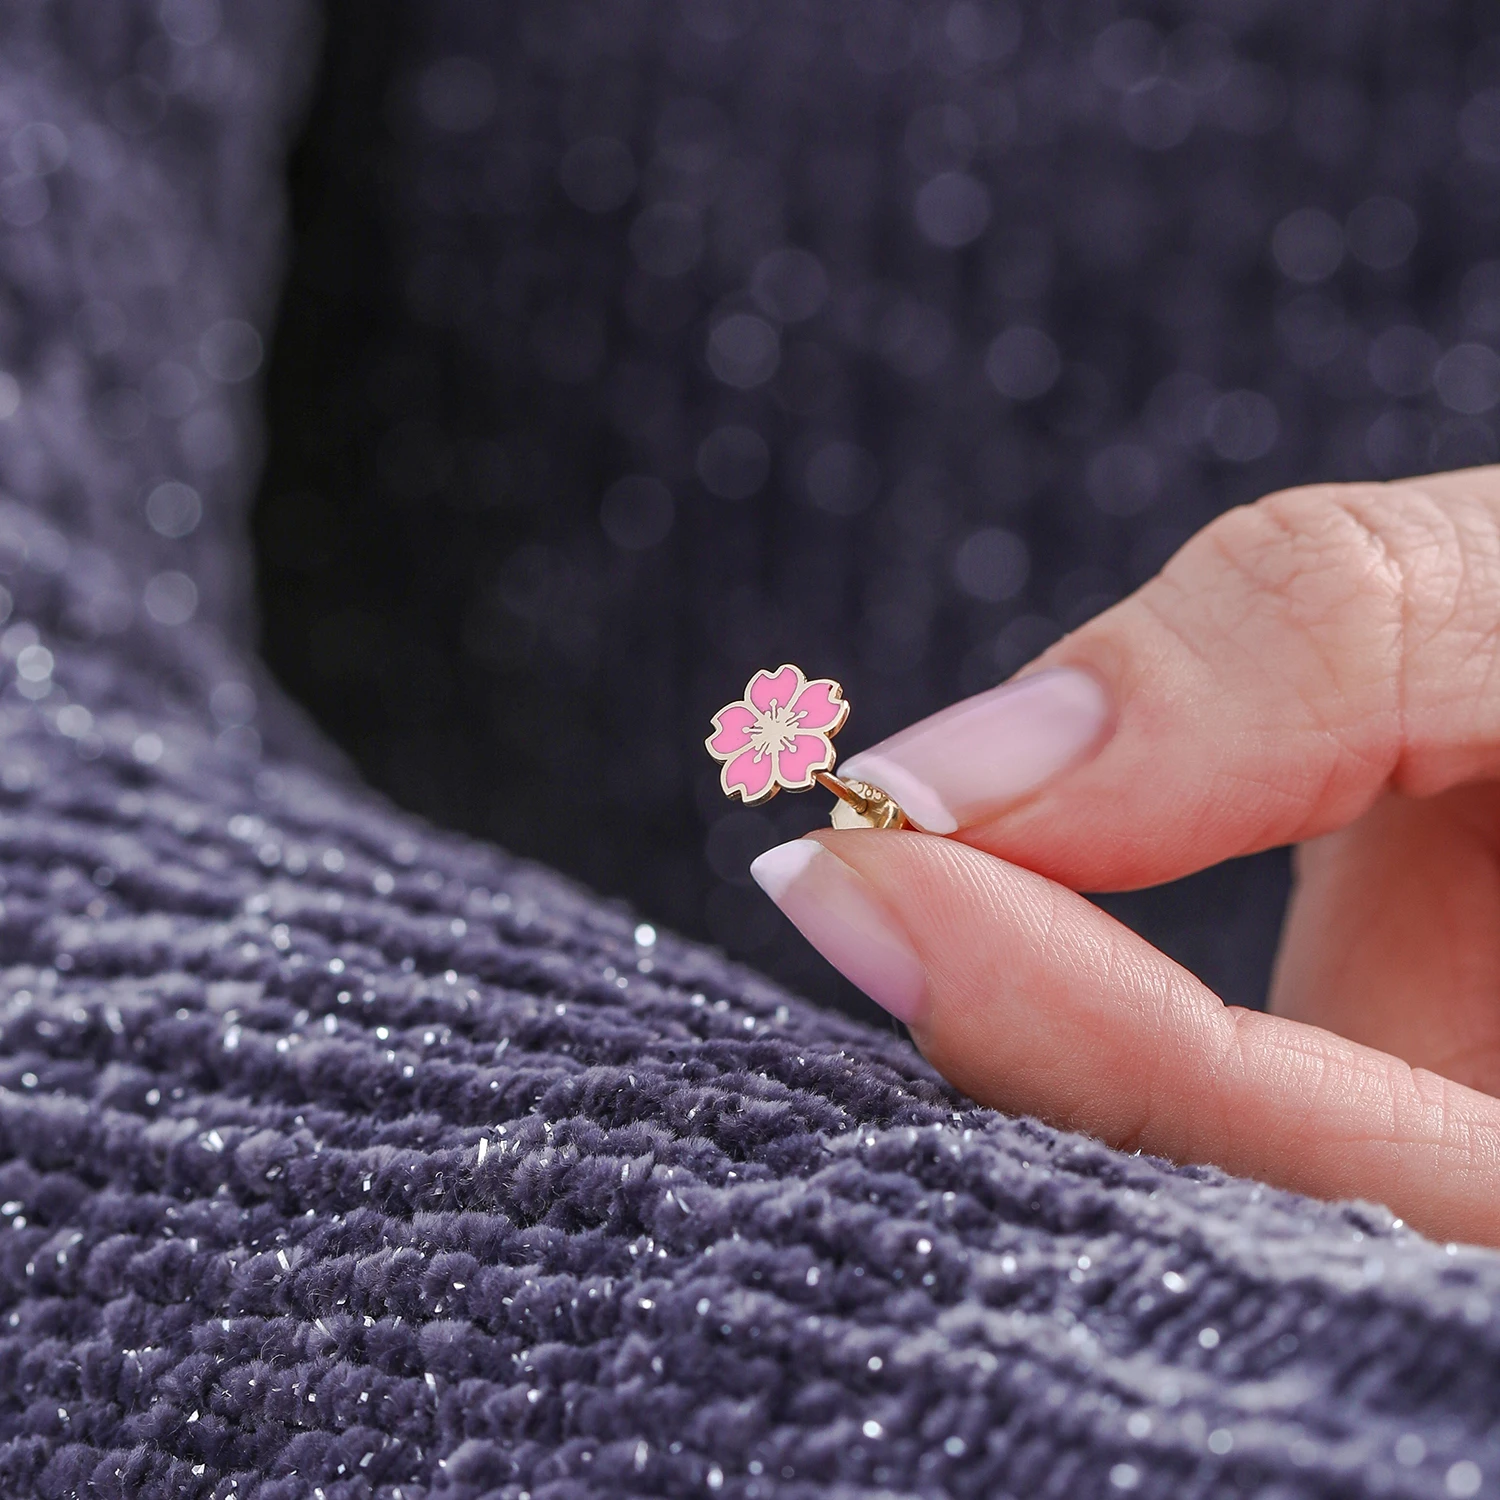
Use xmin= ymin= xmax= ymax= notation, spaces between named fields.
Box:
xmin=751 ymin=469 xmax=1500 ymax=1246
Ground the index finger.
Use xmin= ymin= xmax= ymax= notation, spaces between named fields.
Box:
xmin=842 ymin=469 xmax=1500 ymax=891
xmin=752 ymin=828 xmax=1500 ymax=1247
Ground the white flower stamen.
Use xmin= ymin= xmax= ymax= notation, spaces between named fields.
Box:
xmin=750 ymin=702 xmax=802 ymax=755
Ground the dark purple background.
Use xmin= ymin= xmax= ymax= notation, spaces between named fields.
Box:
xmin=255 ymin=0 xmax=1500 ymax=1015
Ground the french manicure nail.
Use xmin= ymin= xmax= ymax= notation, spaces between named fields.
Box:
xmin=838 ymin=667 xmax=1111 ymax=834
xmin=750 ymin=839 xmax=926 ymax=1023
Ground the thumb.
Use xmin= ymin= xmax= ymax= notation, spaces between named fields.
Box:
xmin=841 ymin=470 xmax=1500 ymax=891
xmin=751 ymin=827 xmax=1500 ymax=1246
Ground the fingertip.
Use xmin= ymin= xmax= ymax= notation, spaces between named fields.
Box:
xmin=837 ymin=667 xmax=1112 ymax=838
xmin=748 ymin=836 xmax=820 ymax=901
xmin=752 ymin=834 xmax=928 ymax=1024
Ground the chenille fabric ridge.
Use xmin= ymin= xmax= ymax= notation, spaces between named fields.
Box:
xmin=0 ymin=4 xmax=1499 ymax=1500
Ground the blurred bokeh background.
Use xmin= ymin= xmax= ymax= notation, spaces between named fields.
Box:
xmin=253 ymin=0 xmax=1500 ymax=1017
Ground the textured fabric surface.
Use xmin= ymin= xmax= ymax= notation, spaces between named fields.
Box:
xmin=256 ymin=0 xmax=1500 ymax=1013
xmin=15 ymin=722 xmax=1500 ymax=1500
xmin=3 ymin=3 xmax=1500 ymax=1499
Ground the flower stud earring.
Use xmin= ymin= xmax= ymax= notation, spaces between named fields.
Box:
xmin=705 ymin=664 xmax=910 ymax=830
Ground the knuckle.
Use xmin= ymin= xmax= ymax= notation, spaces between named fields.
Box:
xmin=1199 ymin=482 xmax=1409 ymax=631
xmin=1144 ymin=484 xmax=1410 ymax=731
xmin=1081 ymin=470 xmax=1500 ymax=812
xmin=1156 ymin=476 xmax=1500 ymax=791
xmin=1209 ymin=478 xmax=1498 ymax=638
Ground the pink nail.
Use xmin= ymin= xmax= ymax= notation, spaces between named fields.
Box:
xmin=838 ymin=667 xmax=1112 ymax=834
xmin=749 ymin=840 xmax=926 ymax=1023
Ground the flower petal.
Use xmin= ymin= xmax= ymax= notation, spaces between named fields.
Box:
xmin=706 ymin=703 xmax=757 ymax=759
xmin=773 ymin=733 xmax=835 ymax=790
xmin=722 ymin=746 xmax=777 ymax=802
xmin=748 ymin=664 xmax=803 ymax=714
xmin=791 ymin=678 xmax=848 ymax=734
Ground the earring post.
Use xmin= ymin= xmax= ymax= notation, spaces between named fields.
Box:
xmin=815 ymin=771 xmax=909 ymax=830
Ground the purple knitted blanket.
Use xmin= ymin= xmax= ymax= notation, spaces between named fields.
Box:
xmin=0 ymin=4 xmax=1498 ymax=1499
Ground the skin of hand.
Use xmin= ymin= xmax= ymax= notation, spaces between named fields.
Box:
xmin=750 ymin=468 xmax=1500 ymax=1247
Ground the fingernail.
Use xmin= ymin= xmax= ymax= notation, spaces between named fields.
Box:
xmin=839 ymin=667 xmax=1111 ymax=834
xmin=750 ymin=839 xmax=926 ymax=1023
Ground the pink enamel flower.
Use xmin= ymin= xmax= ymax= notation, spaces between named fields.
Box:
xmin=706 ymin=664 xmax=850 ymax=805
